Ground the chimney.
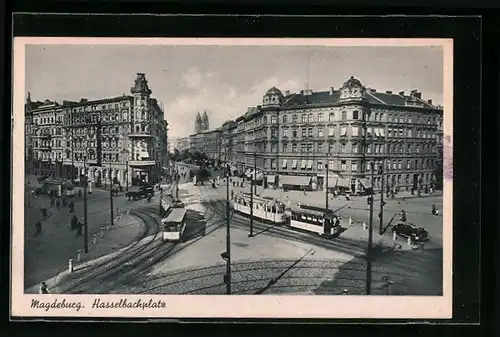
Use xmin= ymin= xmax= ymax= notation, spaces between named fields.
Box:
xmin=80 ymin=98 xmax=88 ymax=103
xmin=386 ymin=90 xmax=393 ymax=94
xmin=329 ymin=87 xmax=334 ymax=95
xmin=399 ymin=91 xmax=405 ymax=96
xmin=284 ymin=90 xmax=290 ymax=96
xmin=427 ymin=99 xmax=433 ymax=105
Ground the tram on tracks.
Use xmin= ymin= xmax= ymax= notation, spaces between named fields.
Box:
xmin=161 ymin=207 xmax=187 ymax=242
xmin=284 ymin=205 xmax=341 ymax=238
xmin=231 ymin=192 xmax=286 ymax=224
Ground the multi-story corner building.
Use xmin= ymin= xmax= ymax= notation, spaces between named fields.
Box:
xmin=207 ymin=76 xmax=443 ymax=194
xmin=26 ymin=73 xmax=169 ymax=186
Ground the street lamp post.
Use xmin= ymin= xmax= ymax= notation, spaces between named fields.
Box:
xmin=225 ymin=164 xmax=231 ymax=294
xmin=110 ymin=162 xmax=114 ymax=227
xmin=249 ymin=152 xmax=257 ymax=237
xmin=379 ymin=158 xmax=385 ymax=235
xmin=83 ymin=153 xmax=89 ymax=253
xmin=325 ymin=161 xmax=329 ymax=213
xmin=366 ymin=162 xmax=375 ymax=295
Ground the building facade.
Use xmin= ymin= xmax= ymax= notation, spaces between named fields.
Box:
xmin=193 ymin=76 xmax=443 ymax=194
xmin=26 ymin=73 xmax=169 ymax=186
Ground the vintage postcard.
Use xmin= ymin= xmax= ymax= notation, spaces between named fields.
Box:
xmin=11 ymin=37 xmax=453 ymax=319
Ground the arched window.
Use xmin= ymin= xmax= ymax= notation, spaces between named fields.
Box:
xmin=341 ymin=111 xmax=347 ymax=121
xmin=308 ymin=113 xmax=313 ymax=122
xmin=329 ymin=112 xmax=335 ymax=121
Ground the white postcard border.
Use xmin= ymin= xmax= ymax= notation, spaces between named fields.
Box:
xmin=12 ymin=37 xmax=453 ymax=319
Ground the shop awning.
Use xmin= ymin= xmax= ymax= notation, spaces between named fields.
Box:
xmin=336 ymin=177 xmax=351 ymax=188
xmin=292 ymin=160 xmax=298 ymax=169
xmin=301 ymin=160 xmax=307 ymax=169
xmin=282 ymin=160 xmax=287 ymax=168
xmin=279 ymin=175 xmax=312 ymax=186
xmin=267 ymin=175 xmax=275 ymax=183
xmin=358 ymin=178 xmax=372 ymax=189
xmin=307 ymin=160 xmax=313 ymax=169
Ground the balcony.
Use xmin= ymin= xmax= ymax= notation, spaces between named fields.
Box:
xmin=129 ymin=160 xmax=156 ymax=167
xmin=128 ymin=133 xmax=155 ymax=138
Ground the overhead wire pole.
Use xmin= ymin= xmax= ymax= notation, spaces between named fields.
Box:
xmin=83 ymin=153 xmax=88 ymax=253
xmin=249 ymin=152 xmax=256 ymax=237
xmin=110 ymin=162 xmax=114 ymax=226
xmin=379 ymin=157 xmax=385 ymax=235
xmin=325 ymin=152 xmax=329 ymax=213
xmin=366 ymin=162 xmax=375 ymax=295
xmin=71 ymin=111 xmax=75 ymax=181
xmin=225 ymin=164 xmax=232 ymax=294
xmin=363 ymin=107 xmax=374 ymax=295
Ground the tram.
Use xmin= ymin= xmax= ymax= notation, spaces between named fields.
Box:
xmin=232 ymin=192 xmax=286 ymax=224
xmin=285 ymin=205 xmax=341 ymax=238
xmin=161 ymin=207 xmax=187 ymax=242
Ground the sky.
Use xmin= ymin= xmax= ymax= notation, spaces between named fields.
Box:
xmin=25 ymin=44 xmax=443 ymax=138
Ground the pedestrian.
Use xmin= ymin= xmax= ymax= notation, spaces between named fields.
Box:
xmin=400 ymin=210 xmax=407 ymax=222
xmin=345 ymin=192 xmax=350 ymax=201
xmin=39 ymin=282 xmax=49 ymax=294
xmin=71 ymin=214 xmax=78 ymax=230
xmin=35 ymin=221 xmax=42 ymax=235
xmin=56 ymin=199 xmax=60 ymax=210
xmin=76 ymin=222 xmax=83 ymax=237
xmin=432 ymin=205 xmax=439 ymax=216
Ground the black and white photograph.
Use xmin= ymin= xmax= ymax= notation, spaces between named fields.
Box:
xmin=12 ymin=37 xmax=453 ymax=319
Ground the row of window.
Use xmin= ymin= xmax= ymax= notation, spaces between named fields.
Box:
xmin=365 ymin=173 xmax=433 ymax=188
xmin=253 ymin=158 xmax=435 ymax=171
xmin=247 ymin=126 xmax=438 ymax=140
xmin=249 ymin=142 xmax=437 ymax=154
xmin=248 ymin=111 xmax=441 ymax=127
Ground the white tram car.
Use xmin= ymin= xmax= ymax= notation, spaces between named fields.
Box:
xmin=285 ymin=205 xmax=341 ymax=238
xmin=161 ymin=207 xmax=187 ymax=242
xmin=232 ymin=193 xmax=286 ymax=224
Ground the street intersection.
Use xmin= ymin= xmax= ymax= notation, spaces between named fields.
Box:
xmin=24 ymin=167 xmax=444 ymax=295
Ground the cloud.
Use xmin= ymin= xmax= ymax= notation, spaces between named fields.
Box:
xmin=165 ymin=73 xmax=302 ymax=138
xmin=181 ymin=67 xmax=204 ymax=89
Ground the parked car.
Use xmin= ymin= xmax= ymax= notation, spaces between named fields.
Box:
xmin=392 ymin=222 xmax=429 ymax=242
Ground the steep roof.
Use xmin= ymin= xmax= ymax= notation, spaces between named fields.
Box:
xmin=282 ymin=89 xmax=438 ymax=109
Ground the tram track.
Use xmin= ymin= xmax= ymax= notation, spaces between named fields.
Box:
xmin=61 ymin=182 xmax=226 ymax=293
xmin=129 ymin=258 xmax=411 ymax=295
xmin=116 ymin=184 xmax=230 ymax=287
xmin=58 ymin=207 xmax=161 ymax=294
